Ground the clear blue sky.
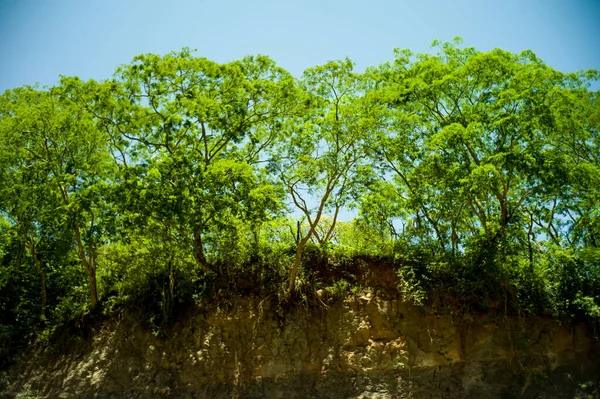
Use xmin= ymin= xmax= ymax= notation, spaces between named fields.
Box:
xmin=1 ymin=0 xmax=599 ymax=91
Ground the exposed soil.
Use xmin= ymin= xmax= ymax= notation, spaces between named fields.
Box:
xmin=3 ymin=290 xmax=599 ymax=398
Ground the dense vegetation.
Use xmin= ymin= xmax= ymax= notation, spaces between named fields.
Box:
xmin=1 ymin=39 xmax=599 ymax=368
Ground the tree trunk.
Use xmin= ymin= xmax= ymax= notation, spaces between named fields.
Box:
xmin=169 ymin=254 xmax=175 ymax=301
xmin=288 ymin=235 xmax=311 ymax=293
xmin=500 ymin=199 xmax=508 ymax=227
xmin=193 ymin=232 xmax=212 ymax=274
xmin=163 ymin=253 xmax=175 ymax=321
xmin=75 ymin=224 xmax=98 ymax=309
xmin=86 ymin=267 xmax=98 ymax=309
xmin=527 ymin=210 xmax=534 ymax=274
xmin=23 ymin=232 xmax=47 ymax=321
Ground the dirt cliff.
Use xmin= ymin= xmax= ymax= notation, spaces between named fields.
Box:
xmin=4 ymin=292 xmax=600 ymax=398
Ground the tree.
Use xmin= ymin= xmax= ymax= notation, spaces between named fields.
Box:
xmin=270 ymin=59 xmax=376 ymax=293
xmin=367 ymin=39 xmax=599 ymax=266
xmin=63 ymin=49 xmax=293 ymax=276
xmin=0 ymin=86 xmax=112 ymax=310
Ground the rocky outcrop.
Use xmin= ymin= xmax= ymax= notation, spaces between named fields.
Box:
xmin=5 ymin=293 xmax=600 ymax=398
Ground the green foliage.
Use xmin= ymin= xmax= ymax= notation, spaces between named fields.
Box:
xmin=324 ymin=279 xmax=357 ymax=299
xmin=0 ymin=41 xmax=599 ymax=371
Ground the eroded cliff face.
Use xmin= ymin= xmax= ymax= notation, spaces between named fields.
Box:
xmin=5 ymin=292 xmax=600 ymax=398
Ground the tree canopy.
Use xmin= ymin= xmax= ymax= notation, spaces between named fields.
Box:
xmin=1 ymin=41 xmax=598 ymax=363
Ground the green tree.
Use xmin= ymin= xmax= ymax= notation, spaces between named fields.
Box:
xmin=64 ymin=49 xmax=292 ymax=276
xmin=270 ymin=59 xmax=376 ymax=293
xmin=0 ymin=104 xmax=48 ymax=320
xmin=367 ymin=39 xmax=599 ymax=261
xmin=0 ymin=86 xmax=112 ymax=310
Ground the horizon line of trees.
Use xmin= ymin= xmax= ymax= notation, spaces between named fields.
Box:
xmin=1 ymin=39 xmax=598 ymax=338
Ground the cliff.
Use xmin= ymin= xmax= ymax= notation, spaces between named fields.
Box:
xmin=4 ymin=290 xmax=599 ymax=398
